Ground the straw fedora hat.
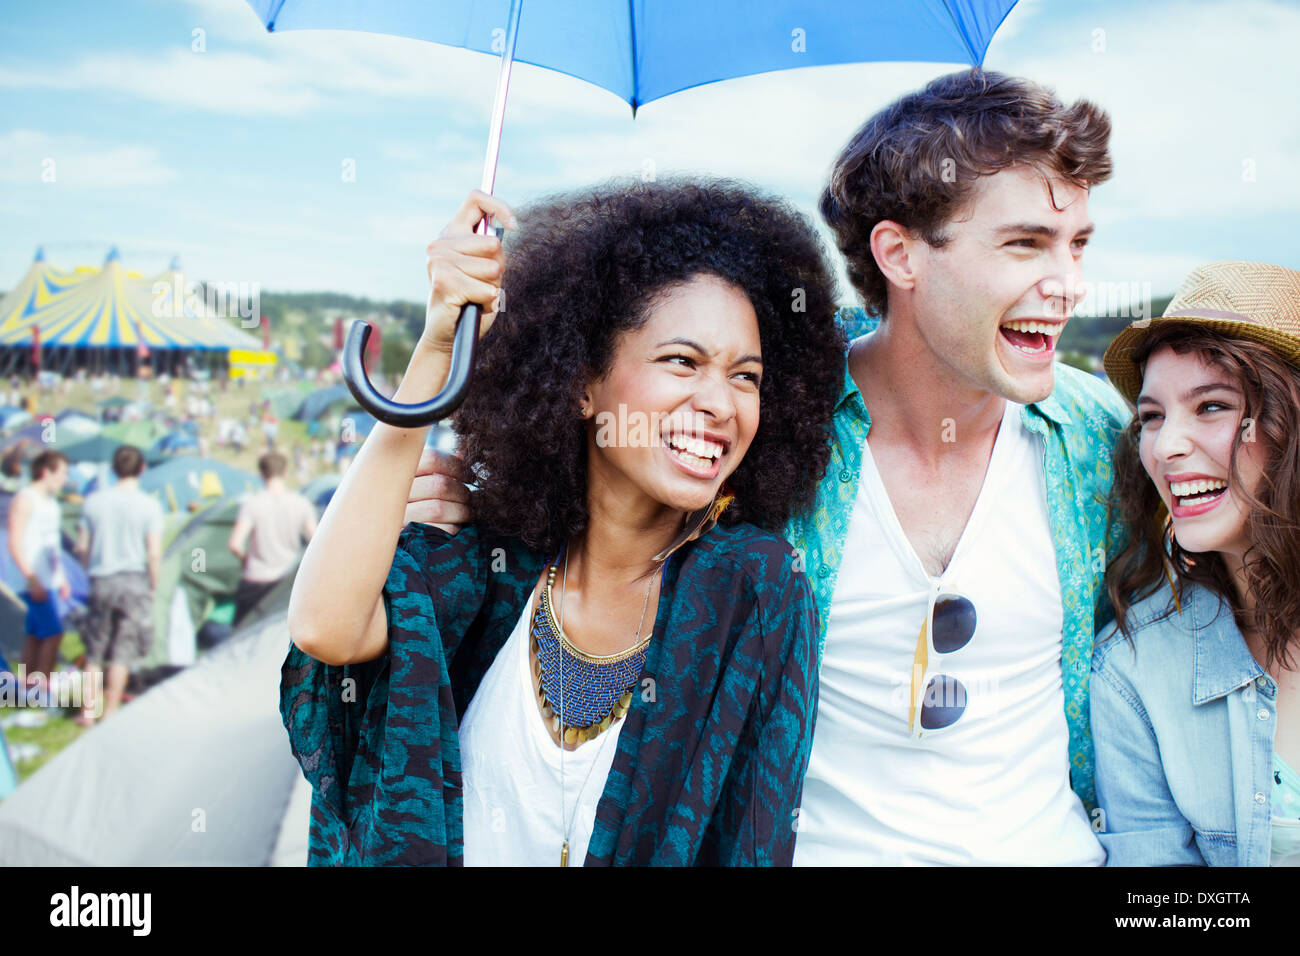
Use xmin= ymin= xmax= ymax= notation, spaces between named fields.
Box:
xmin=1103 ymin=260 xmax=1300 ymax=404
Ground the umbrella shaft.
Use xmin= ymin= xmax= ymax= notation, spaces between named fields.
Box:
xmin=479 ymin=0 xmax=525 ymax=203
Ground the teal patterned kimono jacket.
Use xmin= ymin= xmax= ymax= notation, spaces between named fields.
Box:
xmin=280 ymin=520 xmax=819 ymax=866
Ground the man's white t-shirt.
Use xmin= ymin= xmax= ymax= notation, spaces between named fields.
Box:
xmin=80 ymin=484 xmax=164 ymax=577
xmin=794 ymin=400 xmax=1104 ymax=865
xmin=236 ymin=489 xmax=315 ymax=583
xmin=459 ymin=588 xmax=627 ymax=866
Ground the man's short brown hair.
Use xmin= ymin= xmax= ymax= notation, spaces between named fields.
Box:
xmin=30 ymin=449 xmax=68 ymax=481
xmin=112 ymin=444 xmax=146 ymax=478
xmin=258 ymin=451 xmax=287 ymax=480
xmin=820 ymin=68 xmax=1113 ymax=318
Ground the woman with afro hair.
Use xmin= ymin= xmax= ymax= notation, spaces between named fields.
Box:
xmin=284 ymin=178 xmax=847 ymax=866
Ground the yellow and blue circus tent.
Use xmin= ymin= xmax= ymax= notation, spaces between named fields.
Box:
xmin=0 ymin=247 xmax=87 ymax=328
xmin=0 ymin=248 xmax=267 ymax=376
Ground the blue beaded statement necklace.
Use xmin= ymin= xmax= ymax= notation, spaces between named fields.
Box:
xmin=529 ymin=543 xmax=661 ymax=745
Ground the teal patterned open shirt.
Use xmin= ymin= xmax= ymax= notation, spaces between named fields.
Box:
xmin=783 ymin=309 xmax=1132 ymax=811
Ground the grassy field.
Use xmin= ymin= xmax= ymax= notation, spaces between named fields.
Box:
xmin=30 ymin=371 xmax=326 ymax=480
xmin=3 ymin=630 xmax=88 ymax=784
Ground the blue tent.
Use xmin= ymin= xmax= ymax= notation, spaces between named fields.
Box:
xmin=83 ymin=456 xmax=259 ymax=514
xmin=293 ymin=384 xmax=351 ymax=424
xmin=55 ymin=433 xmax=125 ymax=465
xmin=300 ymin=473 xmax=340 ymax=510
xmin=147 ymin=431 xmax=201 ymax=463
xmin=0 ymin=406 xmax=29 ymax=433
xmin=53 ymin=410 xmax=102 ymax=440
xmin=0 ymin=423 xmax=48 ymax=457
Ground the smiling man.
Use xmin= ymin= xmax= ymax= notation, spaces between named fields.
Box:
xmin=785 ymin=69 xmax=1131 ymax=864
xmin=405 ymin=68 xmax=1135 ymax=866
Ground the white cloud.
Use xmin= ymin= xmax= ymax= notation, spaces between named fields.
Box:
xmin=0 ymin=129 xmax=178 ymax=188
xmin=986 ymin=0 xmax=1300 ymax=220
xmin=5 ymin=0 xmax=1296 ymax=303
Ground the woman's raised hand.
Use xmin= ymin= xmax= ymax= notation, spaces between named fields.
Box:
xmin=422 ymin=190 xmax=517 ymax=355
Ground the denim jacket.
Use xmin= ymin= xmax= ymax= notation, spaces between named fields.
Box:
xmin=1091 ymin=580 xmax=1279 ymax=866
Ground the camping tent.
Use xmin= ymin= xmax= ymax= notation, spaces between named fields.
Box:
xmin=292 ymin=384 xmax=351 ymax=425
xmin=0 ymin=612 xmax=310 ymax=865
xmin=80 ymin=456 xmax=258 ymax=515
xmin=101 ymin=418 xmax=171 ymax=451
xmin=0 ymin=407 xmax=29 ymax=432
xmin=141 ymin=497 xmax=300 ymax=674
xmin=0 ymin=422 xmax=47 ymax=457
xmin=300 ymin=473 xmax=341 ymax=510
xmin=146 ymin=429 xmax=200 ymax=464
xmin=53 ymin=410 xmax=101 ymax=440
xmin=0 ymin=582 xmax=26 ymax=670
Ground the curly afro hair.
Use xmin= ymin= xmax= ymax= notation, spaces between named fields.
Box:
xmin=452 ymin=177 xmax=846 ymax=554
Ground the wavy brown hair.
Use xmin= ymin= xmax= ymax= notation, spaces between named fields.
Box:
xmin=820 ymin=68 xmax=1112 ymax=317
xmin=451 ymin=178 xmax=846 ymax=555
xmin=1107 ymin=324 xmax=1300 ymax=670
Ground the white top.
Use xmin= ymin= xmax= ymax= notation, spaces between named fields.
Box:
xmin=794 ymin=400 xmax=1104 ymax=866
xmin=459 ymin=588 xmax=627 ymax=866
xmin=235 ymin=490 xmax=315 ymax=583
xmin=19 ymin=488 xmax=66 ymax=591
xmin=80 ymin=484 xmax=164 ymax=577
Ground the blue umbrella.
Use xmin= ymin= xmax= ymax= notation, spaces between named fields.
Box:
xmin=244 ymin=0 xmax=1019 ymax=426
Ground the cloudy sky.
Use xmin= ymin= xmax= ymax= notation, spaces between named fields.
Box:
xmin=2 ymin=0 xmax=1298 ymax=312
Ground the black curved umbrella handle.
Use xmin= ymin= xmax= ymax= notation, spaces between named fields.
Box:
xmin=341 ymin=303 xmax=480 ymax=428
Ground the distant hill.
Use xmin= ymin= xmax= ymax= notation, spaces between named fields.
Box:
xmin=260 ymin=291 xmax=423 ymax=338
xmin=1057 ymin=294 xmax=1174 ymax=364
xmin=259 ymin=291 xmax=423 ymax=374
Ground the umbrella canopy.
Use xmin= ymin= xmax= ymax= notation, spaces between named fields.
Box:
xmin=245 ymin=0 xmax=1020 ymax=427
xmin=246 ymin=0 xmax=1017 ymax=112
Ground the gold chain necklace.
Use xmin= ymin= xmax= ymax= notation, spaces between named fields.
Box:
xmin=550 ymin=542 xmax=657 ymax=866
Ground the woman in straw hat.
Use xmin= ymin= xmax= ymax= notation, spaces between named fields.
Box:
xmin=1091 ymin=260 xmax=1300 ymax=866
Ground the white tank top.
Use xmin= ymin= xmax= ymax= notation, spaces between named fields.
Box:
xmin=21 ymin=489 xmax=66 ymax=591
xmin=794 ymin=400 xmax=1104 ymax=865
xmin=459 ymin=588 xmax=628 ymax=866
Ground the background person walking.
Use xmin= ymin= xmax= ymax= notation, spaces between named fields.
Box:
xmin=75 ymin=445 xmax=164 ymax=726
xmin=228 ymin=451 xmax=316 ymax=628
xmin=7 ymin=450 xmax=71 ymax=693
